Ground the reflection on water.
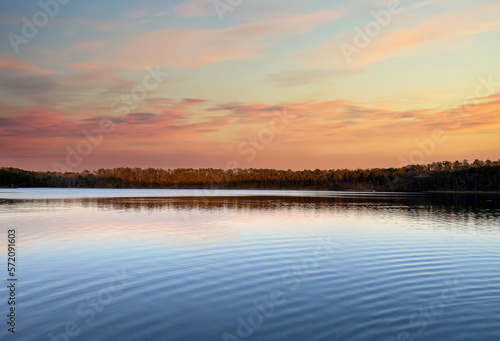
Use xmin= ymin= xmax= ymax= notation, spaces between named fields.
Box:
xmin=0 ymin=190 xmax=499 ymax=341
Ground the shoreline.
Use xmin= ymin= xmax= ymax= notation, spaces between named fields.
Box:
xmin=1 ymin=187 xmax=499 ymax=194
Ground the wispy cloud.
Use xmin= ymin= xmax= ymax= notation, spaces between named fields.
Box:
xmin=174 ymin=0 xmax=214 ymax=18
xmin=94 ymin=11 xmax=341 ymax=68
xmin=2 ymin=92 xmax=499 ymax=169
xmin=1 ymin=1 xmax=499 ymax=170
xmin=299 ymin=4 xmax=500 ymax=68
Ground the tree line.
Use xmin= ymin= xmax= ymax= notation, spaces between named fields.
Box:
xmin=1 ymin=159 xmax=499 ymax=192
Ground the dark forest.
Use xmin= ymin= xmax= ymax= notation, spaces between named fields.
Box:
xmin=1 ymin=159 xmax=499 ymax=192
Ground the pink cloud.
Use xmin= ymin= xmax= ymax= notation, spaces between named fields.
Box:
xmin=94 ymin=11 xmax=340 ymax=68
xmin=0 ymin=58 xmax=54 ymax=76
xmin=1 ymin=92 xmax=499 ymax=170
xmin=300 ymin=4 xmax=500 ymax=68
xmin=174 ymin=0 xmax=214 ymax=18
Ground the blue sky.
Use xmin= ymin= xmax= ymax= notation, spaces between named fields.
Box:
xmin=1 ymin=0 xmax=499 ymax=171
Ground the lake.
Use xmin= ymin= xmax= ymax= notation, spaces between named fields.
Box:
xmin=0 ymin=189 xmax=499 ymax=340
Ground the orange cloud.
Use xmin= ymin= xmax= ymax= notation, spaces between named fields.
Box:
xmin=1 ymin=92 xmax=499 ymax=170
xmin=299 ymin=4 xmax=500 ymax=68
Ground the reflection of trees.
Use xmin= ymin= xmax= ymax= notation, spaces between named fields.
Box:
xmin=3 ymin=193 xmax=499 ymax=226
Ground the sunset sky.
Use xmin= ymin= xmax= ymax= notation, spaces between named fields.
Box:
xmin=0 ymin=0 xmax=499 ymax=171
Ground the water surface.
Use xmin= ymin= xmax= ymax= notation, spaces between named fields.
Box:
xmin=0 ymin=189 xmax=499 ymax=340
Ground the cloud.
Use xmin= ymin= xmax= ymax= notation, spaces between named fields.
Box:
xmin=267 ymin=69 xmax=355 ymax=87
xmin=173 ymin=0 xmax=315 ymax=19
xmin=0 ymin=58 xmax=54 ymax=76
xmin=124 ymin=9 xmax=155 ymax=19
xmin=182 ymin=98 xmax=208 ymax=104
xmin=299 ymin=4 xmax=500 ymax=68
xmin=0 ymin=60 xmax=58 ymax=97
xmin=0 ymin=99 xmax=230 ymax=156
xmin=174 ymin=0 xmax=214 ymax=18
xmin=94 ymin=11 xmax=341 ymax=68
xmin=1 ymin=91 xmax=499 ymax=169
xmin=74 ymin=40 xmax=109 ymax=50
xmin=0 ymin=72 xmax=57 ymax=96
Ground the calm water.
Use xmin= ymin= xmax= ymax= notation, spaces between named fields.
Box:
xmin=0 ymin=189 xmax=499 ymax=341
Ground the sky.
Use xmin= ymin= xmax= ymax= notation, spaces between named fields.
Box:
xmin=0 ymin=0 xmax=499 ymax=172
